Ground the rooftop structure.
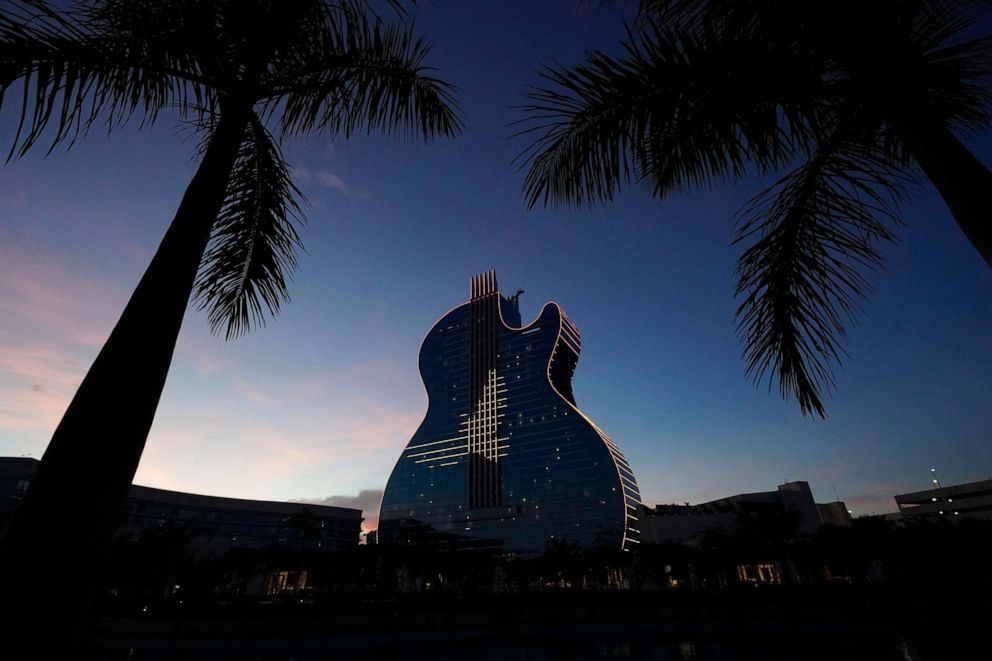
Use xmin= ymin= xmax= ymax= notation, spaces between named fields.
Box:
xmin=894 ymin=478 xmax=992 ymax=522
xmin=640 ymin=481 xmax=850 ymax=545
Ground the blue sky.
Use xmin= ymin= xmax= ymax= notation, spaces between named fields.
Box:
xmin=1 ymin=1 xmax=990 ymax=527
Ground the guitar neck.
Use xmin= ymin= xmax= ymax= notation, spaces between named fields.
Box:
xmin=469 ymin=270 xmax=502 ymax=509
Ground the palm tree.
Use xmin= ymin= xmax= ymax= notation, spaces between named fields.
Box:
xmin=281 ymin=507 xmax=323 ymax=549
xmin=0 ymin=0 xmax=459 ymax=642
xmin=517 ymin=0 xmax=991 ymax=416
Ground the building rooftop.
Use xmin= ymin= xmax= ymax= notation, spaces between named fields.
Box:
xmin=1 ymin=456 xmax=360 ymax=520
xmin=895 ymin=478 xmax=992 ymax=507
xmin=127 ymin=484 xmax=361 ymax=519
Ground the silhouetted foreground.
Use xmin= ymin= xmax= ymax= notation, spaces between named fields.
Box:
xmin=56 ymin=517 xmax=989 ymax=657
xmin=81 ymin=515 xmax=992 ymax=607
xmin=0 ymin=1 xmax=459 ymax=649
xmin=79 ymin=588 xmax=988 ymax=660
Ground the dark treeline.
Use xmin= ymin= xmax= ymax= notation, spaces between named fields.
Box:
xmin=89 ymin=516 xmax=992 ymax=618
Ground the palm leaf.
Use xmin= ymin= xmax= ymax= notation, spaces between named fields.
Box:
xmin=271 ymin=3 xmax=460 ymax=142
xmin=734 ymin=138 xmax=908 ymax=416
xmin=194 ymin=115 xmax=307 ymax=339
xmin=515 ymin=21 xmax=820 ymax=208
xmin=0 ymin=0 xmax=217 ymax=160
xmin=637 ymin=0 xmax=759 ymax=29
xmin=895 ymin=1 xmax=992 ymax=133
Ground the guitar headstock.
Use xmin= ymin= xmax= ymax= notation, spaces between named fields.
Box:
xmin=470 ymin=269 xmax=498 ymax=300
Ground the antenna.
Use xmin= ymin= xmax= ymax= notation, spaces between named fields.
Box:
xmin=930 ymin=468 xmax=942 ymax=489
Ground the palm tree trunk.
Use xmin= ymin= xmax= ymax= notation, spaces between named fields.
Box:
xmin=892 ymin=113 xmax=992 ymax=269
xmin=0 ymin=105 xmax=250 ymax=652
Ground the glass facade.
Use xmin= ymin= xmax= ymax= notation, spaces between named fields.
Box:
xmin=119 ymin=486 xmax=362 ymax=550
xmin=379 ymin=272 xmax=641 ymax=555
xmin=0 ymin=458 xmax=362 ymax=552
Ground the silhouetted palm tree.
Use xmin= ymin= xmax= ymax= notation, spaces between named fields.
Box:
xmin=281 ymin=507 xmax=323 ymax=549
xmin=0 ymin=0 xmax=459 ymax=642
xmin=517 ymin=0 xmax=990 ymax=416
xmin=539 ymin=537 xmax=583 ymax=588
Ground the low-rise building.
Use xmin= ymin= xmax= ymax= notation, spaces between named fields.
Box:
xmin=0 ymin=457 xmax=362 ymax=555
xmin=640 ymin=480 xmax=850 ymax=545
xmin=893 ymin=478 xmax=992 ymax=522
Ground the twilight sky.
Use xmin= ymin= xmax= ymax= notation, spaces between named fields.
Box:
xmin=1 ymin=1 xmax=990 ymax=530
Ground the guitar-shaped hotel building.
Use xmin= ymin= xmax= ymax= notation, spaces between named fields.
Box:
xmin=379 ymin=272 xmax=642 ymax=554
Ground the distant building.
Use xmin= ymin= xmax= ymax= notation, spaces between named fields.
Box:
xmin=640 ymin=480 xmax=850 ymax=545
xmin=817 ymin=500 xmax=854 ymax=527
xmin=893 ymin=478 xmax=992 ymax=522
xmin=0 ymin=457 xmax=34 ymax=514
xmin=0 ymin=457 xmax=362 ymax=554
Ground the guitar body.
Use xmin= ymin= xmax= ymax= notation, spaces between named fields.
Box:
xmin=379 ymin=272 xmax=641 ymax=555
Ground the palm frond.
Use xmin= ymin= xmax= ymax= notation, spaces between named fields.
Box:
xmin=515 ymin=21 xmax=820 ymax=208
xmin=0 ymin=0 xmax=216 ymax=160
xmin=806 ymin=0 xmax=992 ymax=138
xmin=734 ymin=140 xmax=908 ymax=416
xmin=903 ymin=1 xmax=992 ymax=133
xmin=271 ymin=3 xmax=460 ymax=142
xmin=194 ymin=115 xmax=307 ymax=339
xmin=637 ymin=0 xmax=758 ymax=29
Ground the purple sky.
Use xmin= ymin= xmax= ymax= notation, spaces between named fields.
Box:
xmin=1 ymin=2 xmax=990 ymax=530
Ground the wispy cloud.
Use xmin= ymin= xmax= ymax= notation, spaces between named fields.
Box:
xmin=315 ymin=170 xmax=349 ymax=195
xmin=0 ymin=247 xmax=122 ymax=348
xmin=0 ymin=246 xmax=126 ymax=447
xmin=290 ymin=161 xmax=359 ymax=199
xmin=843 ymin=482 xmax=907 ymax=516
xmin=0 ymin=346 xmax=83 ymax=432
xmin=291 ymin=164 xmax=313 ymax=185
xmin=131 ymin=356 xmax=423 ymax=507
xmin=0 ymin=245 xmax=419 ymax=512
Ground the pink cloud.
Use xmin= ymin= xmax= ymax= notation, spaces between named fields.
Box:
xmin=130 ymin=357 xmax=424 ymax=504
xmin=315 ymin=170 xmax=349 ymax=195
xmin=0 ymin=345 xmax=84 ymax=432
xmin=0 ymin=345 xmax=85 ymax=386
xmin=842 ymin=482 xmax=909 ymax=516
xmin=291 ymin=164 xmax=313 ymax=185
xmin=292 ymin=489 xmax=384 ymax=531
xmin=0 ymin=242 xmax=423 ymax=506
xmin=0 ymin=245 xmax=129 ymax=451
xmin=0 ymin=246 xmax=123 ymax=348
